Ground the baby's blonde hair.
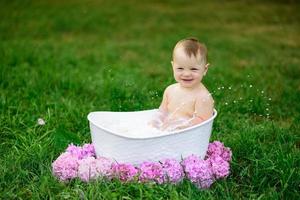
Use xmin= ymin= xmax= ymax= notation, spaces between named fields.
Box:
xmin=173 ymin=37 xmax=207 ymax=65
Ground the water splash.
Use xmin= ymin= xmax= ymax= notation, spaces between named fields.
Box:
xmin=152 ymin=101 xmax=198 ymax=132
xmin=211 ymin=75 xmax=273 ymax=119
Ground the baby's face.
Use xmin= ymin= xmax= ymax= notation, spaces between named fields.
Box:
xmin=172 ymin=47 xmax=208 ymax=89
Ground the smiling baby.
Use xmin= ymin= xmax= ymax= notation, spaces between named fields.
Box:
xmin=151 ymin=37 xmax=214 ymax=131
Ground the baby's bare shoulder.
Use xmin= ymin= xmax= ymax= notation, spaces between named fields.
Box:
xmin=165 ymin=83 xmax=178 ymax=93
xmin=196 ymin=88 xmax=214 ymax=105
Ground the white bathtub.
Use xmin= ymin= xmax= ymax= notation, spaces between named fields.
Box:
xmin=88 ymin=109 xmax=217 ymax=165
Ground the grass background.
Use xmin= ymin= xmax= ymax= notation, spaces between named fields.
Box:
xmin=1 ymin=0 xmax=299 ymax=199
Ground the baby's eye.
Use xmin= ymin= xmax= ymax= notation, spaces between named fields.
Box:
xmin=191 ymin=68 xmax=198 ymax=71
xmin=177 ymin=67 xmax=184 ymax=70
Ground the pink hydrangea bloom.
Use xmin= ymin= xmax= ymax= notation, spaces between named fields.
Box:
xmin=139 ymin=161 xmax=164 ymax=184
xmin=96 ymin=156 xmax=113 ymax=178
xmin=182 ymin=155 xmax=214 ymax=189
xmin=52 ymin=152 xmax=79 ymax=181
xmin=207 ymin=141 xmax=232 ymax=162
xmin=78 ymin=157 xmax=100 ymax=182
xmin=209 ymin=156 xmax=230 ymax=179
xmin=77 ymin=156 xmax=112 ymax=182
xmin=66 ymin=144 xmax=83 ymax=159
xmin=52 ymin=141 xmax=232 ymax=188
xmin=220 ymin=147 xmax=232 ymax=162
xmin=161 ymin=158 xmax=183 ymax=184
xmin=66 ymin=143 xmax=95 ymax=159
xmin=82 ymin=143 xmax=96 ymax=158
xmin=111 ymin=163 xmax=138 ymax=182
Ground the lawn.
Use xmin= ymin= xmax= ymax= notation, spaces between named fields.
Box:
xmin=0 ymin=0 xmax=299 ymax=199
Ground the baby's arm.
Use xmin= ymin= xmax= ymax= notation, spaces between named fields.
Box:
xmin=159 ymin=87 xmax=169 ymax=114
xmin=191 ymin=93 xmax=214 ymax=125
xmin=148 ymin=87 xmax=169 ymax=128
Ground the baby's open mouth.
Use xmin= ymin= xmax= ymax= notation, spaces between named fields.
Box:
xmin=182 ymin=79 xmax=193 ymax=82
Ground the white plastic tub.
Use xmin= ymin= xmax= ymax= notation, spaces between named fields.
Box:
xmin=88 ymin=109 xmax=217 ymax=165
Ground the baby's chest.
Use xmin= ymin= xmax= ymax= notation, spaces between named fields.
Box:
xmin=167 ymin=95 xmax=196 ymax=116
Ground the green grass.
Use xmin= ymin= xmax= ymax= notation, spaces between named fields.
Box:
xmin=1 ymin=0 xmax=299 ymax=199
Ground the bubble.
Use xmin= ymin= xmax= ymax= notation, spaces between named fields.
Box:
xmin=221 ymin=86 xmax=224 ymax=89
xmin=233 ymin=100 xmax=237 ymax=103
xmin=249 ymin=84 xmax=253 ymax=88
xmin=225 ymin=102 xmax=228 ymax=105
xmin=268 ymin=98 xmax=272 ymax=101
xmin=239 ymin=97 xmax=243 ymax=100
xmin=261 ymin=90 xmax=264 ymax=94
xmin=250 ymin=99 xmax=253 ymax=102
xmin=218 ymin=87 xmax=220 ymax=90
xmin=266 ymin=108 xmax=269 ymax=111
xmin=228 ymin=86 xmax=232 ymax=90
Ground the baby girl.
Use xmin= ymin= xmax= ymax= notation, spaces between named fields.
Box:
xmin=151 ymin=37 xmax=214 ymax=131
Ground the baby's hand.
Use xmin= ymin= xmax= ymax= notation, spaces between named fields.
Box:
xmin=160 ymin=121 xmax=182 ymax=131
xmin=148 ymin=119 xmax=161 ymax=129
xmin=160 ymin=119 xmax=178 ymax=131
xmin=160 ymin=121 xmax=169 ymax=131
xmin=160 ymin=117 xmax=192 ymax=131
xmin=148 ymin=110 xmax=168 ymax=129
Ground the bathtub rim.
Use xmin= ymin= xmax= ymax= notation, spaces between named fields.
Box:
xmin=88 ymin=109 xmax=217 ymax=140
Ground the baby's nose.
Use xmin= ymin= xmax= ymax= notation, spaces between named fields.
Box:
xmin=182 ymin=70 xmax=191 ymax=76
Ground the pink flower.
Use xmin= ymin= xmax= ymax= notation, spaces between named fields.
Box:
xmin=161 ymin=159 xmax=183 ymax=184
xmin=52 ymin=152 xmax=79 ymax=181
xmin=66 ymin=143 xmax=95 ymax=159
xmin=77 ymin=156 xmax=112 ymax=182
xmin=51 ymin=141 xmax=232 ymax=188
xmin=82 ymin=143 xmax=96 ymax=158
xmin=139 ymin=161 xmax=164 ymax=184
xmin=209 ymin=156 xmax=230 ymax=179
xmin=182 ymin=155 xmax=214 ymax=189
xmin=111 ymin=163 xmax=138 ymax=182
xmin=66 ymin=144 xmax=84 ymax=159
xmin=95 ymin=156 xmax=113 ymax=178
xmin=220 ymin=147 xmax=232 ymax=162
xmin=207 ymin=141 xmax=232 ymax=162
xmin=78 ymin=157 xmax=99 ymax=182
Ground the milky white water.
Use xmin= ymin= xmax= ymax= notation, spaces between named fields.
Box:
xmin=99 ymin=112 xmax=164 ymax=138
xmin=98 ymin=110 xmax=193 ymax=138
